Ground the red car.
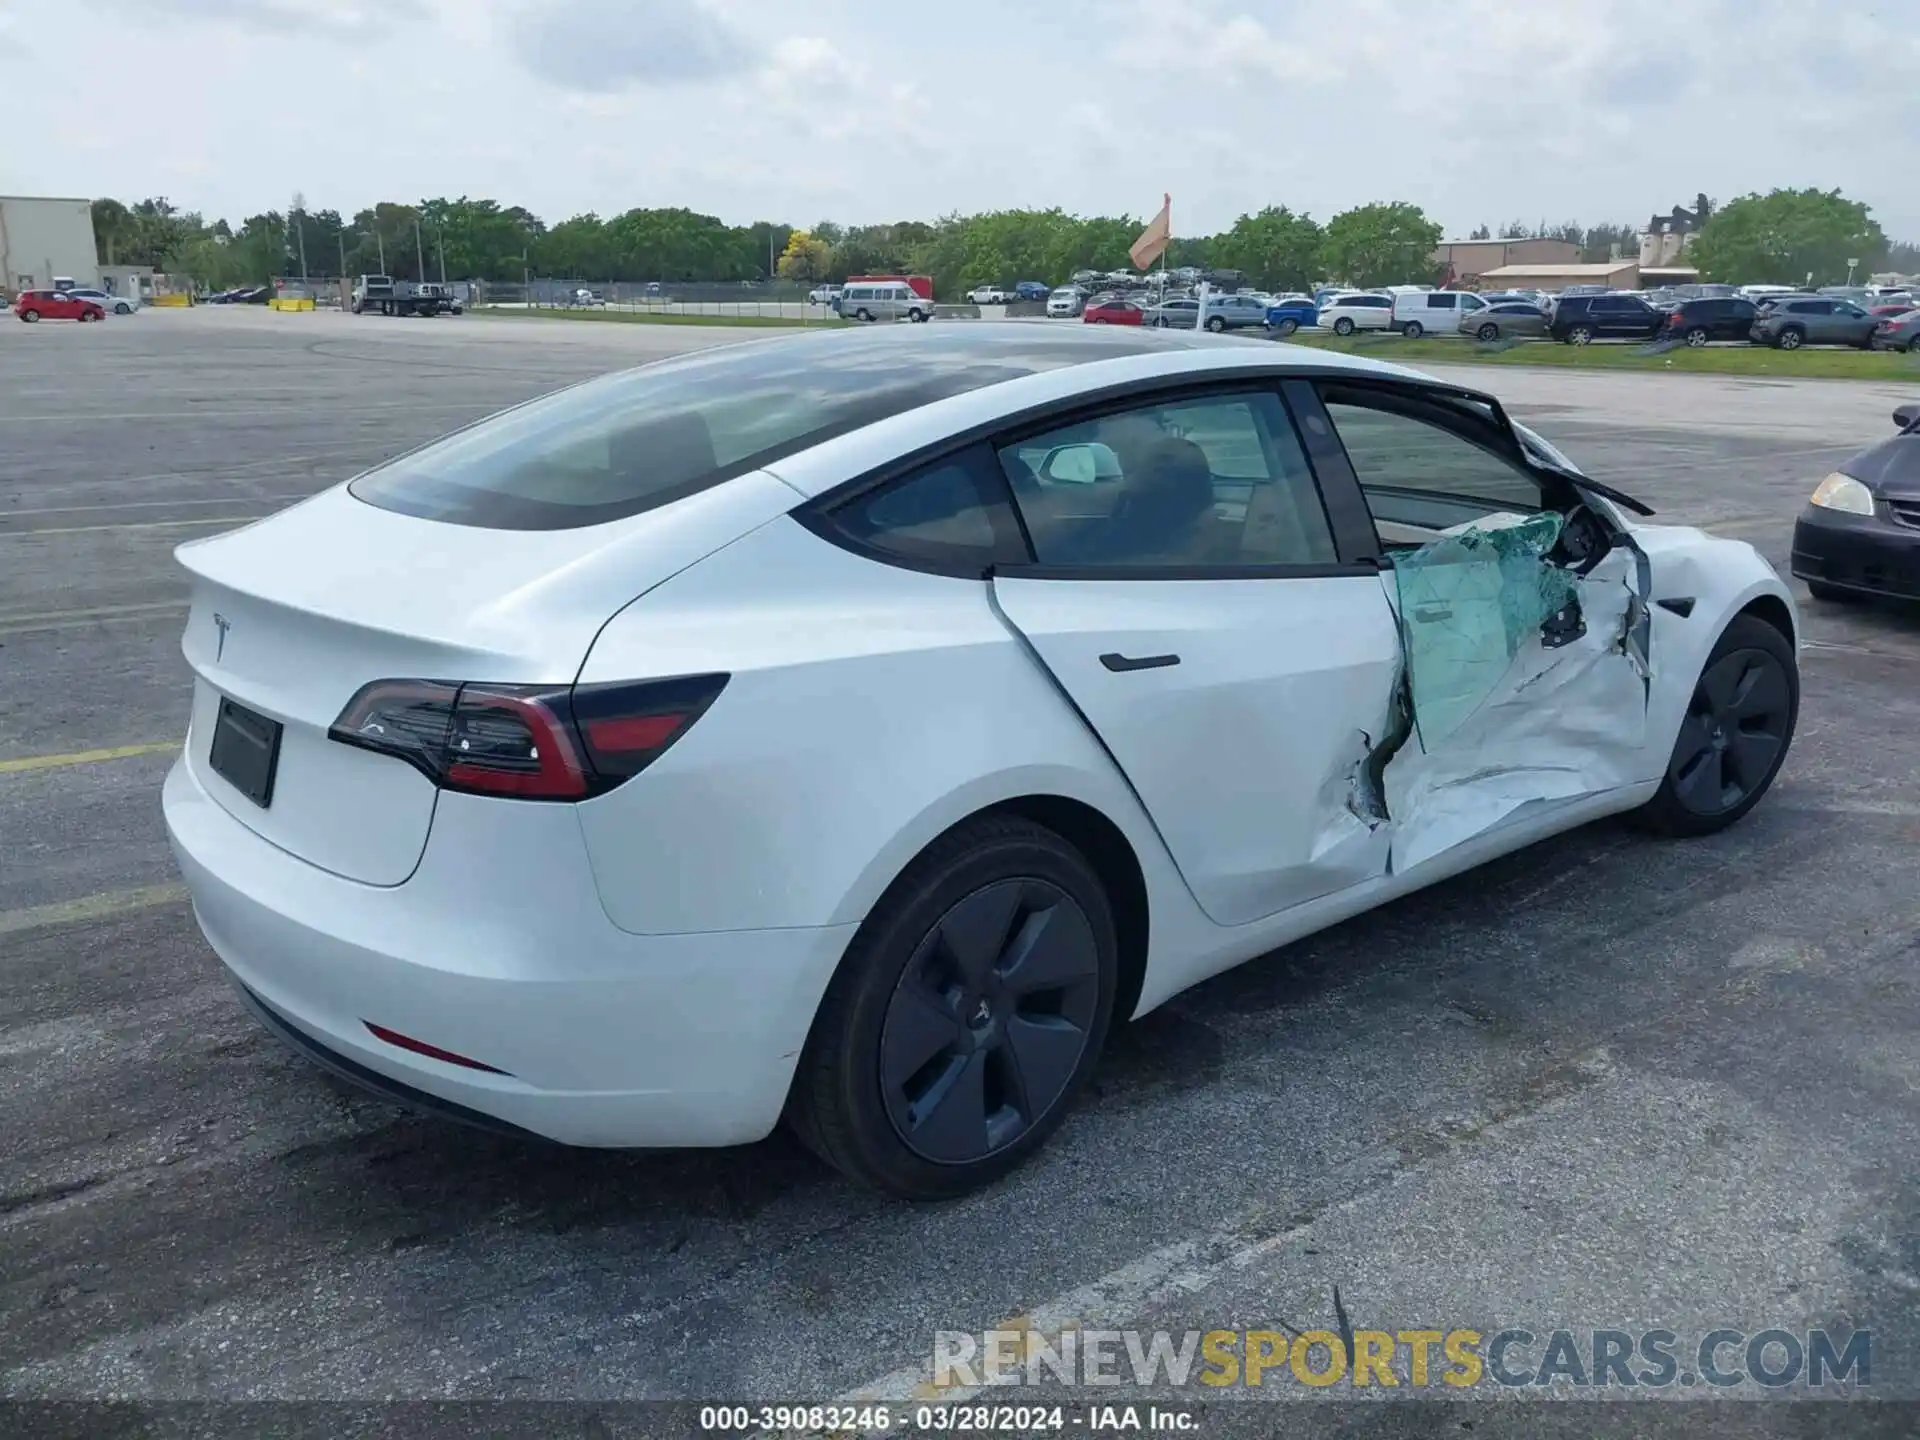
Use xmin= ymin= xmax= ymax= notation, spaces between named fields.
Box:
xmin=1870 ymin=302 xmax=1916 ymax=318
xmin=15 ymin=289 xmax=106 ymax=323
xmin=1082 ymin=298 xmax=1144 ymax=325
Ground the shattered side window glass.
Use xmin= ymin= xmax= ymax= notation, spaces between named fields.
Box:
xmin=1387 ymin=512 xmax=1579 ymax=748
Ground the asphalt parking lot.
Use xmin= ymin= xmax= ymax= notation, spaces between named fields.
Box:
xmin=4 ymin=308 xmax=1919 ymax=1411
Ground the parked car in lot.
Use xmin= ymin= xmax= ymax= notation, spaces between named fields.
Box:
xmin=14 ymin=288 xmax=105 ymax=322
xmin=1871 ymin=309 xmax=1920 ymax=352
xmin=1145 ymin=296 xmax=1199 ymax=328
xmin=1047 ymin=286 xmax=1086 ymax=318
xmin=1197 ymin=293 xmax=1272 ymax=333
xmin=1318 ymin=293 xmax=1393 ymax=335
xmin=1263 ymin=295 xmax=1319 ymax=335
xmin=63 ymin=286 xmax=138 ymax=315
xmin=1549 ymin=293 xmax=1665 ymax=344
xmin=1014 ymin=281 xmax=1051 ymax=302
xmin=1750 ymin=296 xmax=1878 ymax=350
xmin=967 ymin=285 xmax=1011 ymax=305
xmin=571 ymin=288 xmax=605 ymax=307
xmin=1663 ymin=296 xmax=1759 ymax=347
xmin=1870 ymin=302 xmax=1917 ymax=318
xmin=1791 ymin=402 xmax=1920 ymax=602
xmin=1392 ymin=290 xmax=1488 ymax=339
xmin=161 ymin=323 xmax=1801 ymax=1198
xmin=1082 ymin=298 xmax=1144 ymax=325
xmin=1463 ymin=301 xmax=1549 ymax=342
xmin=808 ymin=285 xmax=842 ymax=306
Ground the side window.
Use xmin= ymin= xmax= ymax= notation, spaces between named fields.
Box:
xmin=1429 ymin=293 xmax=1456 ymax=309
xmin=826 ymin=447 xmax=1022 ymax=570
xmin=1319 ymin=387 xmax=1546 ymax=536
xmin=995 ymin=390 xmax=1337 ymax=571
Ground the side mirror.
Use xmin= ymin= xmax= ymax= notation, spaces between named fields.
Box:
xmin=1895 ymin=404 xmax=1920 ymax=431
xmin=1040 ymin=442 xmax=1121 ymax=485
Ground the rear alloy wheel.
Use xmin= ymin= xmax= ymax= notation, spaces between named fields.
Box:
xmin=1568 ymin=324 xmax=1595 ymax=345
xmin=855 ymin=308 xmax=873 ymax=322
xmin=1684 ymin=326 xmax=1709 ymax=346
xmin=1634 ymin=614 xmax=1798 ymax=837
xmin=1333 ymin=316 xmax=1355 ymax=336
xmin=1476 ymin=322 xmax=1499 ymax=342
xmin=1403 ymin=320 xmax=1424 ymax=339
xmin=790 ymin=816 xmax=1117 ymax=1199
xmin=1205 ymin=315 xmax=1227 ymax=332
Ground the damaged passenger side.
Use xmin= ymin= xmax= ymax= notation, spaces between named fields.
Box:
xmin=1317 ymin=383 xmax=1656 ymax=872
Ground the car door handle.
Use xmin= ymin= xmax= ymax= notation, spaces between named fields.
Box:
xmin=1100 ymin=652 xmax=1181 ymax=672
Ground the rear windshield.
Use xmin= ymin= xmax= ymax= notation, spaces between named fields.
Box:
xmin=348 ymin=329 xmax=1153 ymax=530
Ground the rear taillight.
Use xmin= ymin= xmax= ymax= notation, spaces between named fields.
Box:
xmin=329 ymin=673 xmax=727 ymax=801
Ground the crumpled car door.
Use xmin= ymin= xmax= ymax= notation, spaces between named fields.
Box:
xmin=1376 ymin=509 xmax=1654 ymax=871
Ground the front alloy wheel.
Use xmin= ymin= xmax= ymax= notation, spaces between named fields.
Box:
xmin=1636 ymin=614 xmax=1798 ymax=837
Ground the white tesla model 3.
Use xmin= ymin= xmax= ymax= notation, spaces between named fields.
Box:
xmin=163 ymin=325 xmax=1799 ymax=1198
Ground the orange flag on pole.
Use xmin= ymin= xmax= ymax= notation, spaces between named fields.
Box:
xmin=1130 ymin=194 xmax=1172 ymax=270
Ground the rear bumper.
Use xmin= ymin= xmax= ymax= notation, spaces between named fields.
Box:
xmin=1790 ymin=505 xmax=1920 ymax=600
xmin=163 ymin=756 xmax=857 ymax=1147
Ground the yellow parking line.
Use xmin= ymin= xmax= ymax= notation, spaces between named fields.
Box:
xmin=0 ymin=600 xmax=187 ymax=635
xmin=0 ymin=516 xmax=264 ymax=538
xmin=0 ymin=742 xmax=179 ymax=775
xmin=0 ymin=883 xmax=189 ymax=937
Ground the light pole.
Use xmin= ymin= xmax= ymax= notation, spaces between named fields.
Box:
xmin=414 ymin=218 xmax=426 ymax=281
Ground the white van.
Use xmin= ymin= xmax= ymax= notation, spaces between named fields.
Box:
xmin=836 ymin=282 xmax=931 ymax=323
xmin=1391 ymin=290 xmax=1486 ymax=339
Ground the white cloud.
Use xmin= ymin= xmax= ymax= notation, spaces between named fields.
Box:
xmin=0 ymin=0 xmax=1914 ymax=240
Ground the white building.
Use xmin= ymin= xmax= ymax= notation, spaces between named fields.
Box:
xmin=0 ymin=195 xmax=101 ymax=291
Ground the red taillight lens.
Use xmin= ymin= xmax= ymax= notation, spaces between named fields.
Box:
xmin=329 ymin=673 xmax=727 ymax=801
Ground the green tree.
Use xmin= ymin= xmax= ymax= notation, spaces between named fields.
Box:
xmin=1209 ymin=206 xmax=1324 ymax=293
xmin=1689 ymin=188 xmax=1886 ymax=287
xmin=1468 ymin=223 xmax=1491 ymax=241
xmin=1321 ymin=202 xmax=1443 ymax=288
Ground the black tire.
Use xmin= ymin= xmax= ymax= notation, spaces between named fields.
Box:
xmin=1333 ymin=316 xmax=1355 ymax=336
xmin=908 ymin=308 xmax=927 ymax=323
xmin=1205 ymin=315 xmax=1226 ymax=332
xmin=1908 ymin=335 xmax=1920 ymax=354
xmin=115 ymin=302 xmax=132 ymax=315
xmin=855 ymin=308 xmax=873 ymax=322
xmin=1274 ymin=318 xmax=1298 ymax=337
xmin=1568 ymin=324 xmax=1595 ymax=345
xmin=789 ymin=815 xmax=1118 ymax=1200
xmin=1476 ymin=322 xmax=1499 ymax=342
xmin=1403 ymin=320 xmax=1424 ymax=339
xmin=20 ymin=309 xmax=39 ymax=323
xmin=1805 ymin=580 xmax=1851 ymax=603
xmin=1634 ymin=614 xmax=1798 ymax=838
xmin=1684 ymin=326 xmax=1709 ymax=347
xmin=1777 ymin=327 xmax=1804 ymax=350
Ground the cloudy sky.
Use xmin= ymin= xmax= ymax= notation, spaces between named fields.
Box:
xmin=3 ymin=0 xmax=1917 ymax=240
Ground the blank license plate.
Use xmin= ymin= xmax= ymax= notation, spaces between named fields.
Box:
xmin=208 ymin=698 xmax=283 ymax=808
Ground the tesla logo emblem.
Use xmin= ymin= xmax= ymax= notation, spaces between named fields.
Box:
xmin=973 ymin=998 xmax=992 ymax=1024
xmin=213 ymin=613 xmax=231 ymax=663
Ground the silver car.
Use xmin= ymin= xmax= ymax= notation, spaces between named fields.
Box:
xmin=1462 ymin=301 xmax=1549 ymax=342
